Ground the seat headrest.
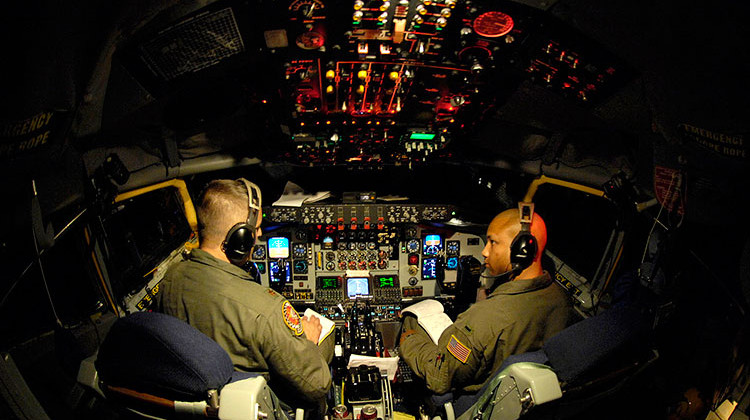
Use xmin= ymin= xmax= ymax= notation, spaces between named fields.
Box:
xmin=95 ymin=312 xmax=234 ymax=401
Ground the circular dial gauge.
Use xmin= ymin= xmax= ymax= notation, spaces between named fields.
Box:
xmin=252 ymin=245 xmax=266 ymax=260
xmin=293 ymin=243 xmax=307 ymax=259
xmin=289 ymin=0 xmax=325 ymax=14
xmin=473 ymin=11 xmax=514 ymax=38
xmin=406 ymin=239 xmax=420 ymax=253
xmin=293 ymin=260 xmax=308 ymax=274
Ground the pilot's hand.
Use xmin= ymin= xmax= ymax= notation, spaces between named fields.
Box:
xmin=301 ymin=315 xmax=322 ymax=344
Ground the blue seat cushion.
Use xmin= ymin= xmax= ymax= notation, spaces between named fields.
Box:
xmin=543 ymin=305 xmax=649 ymax=384
xmin=95 ymin=312 xmax=235 ymax=401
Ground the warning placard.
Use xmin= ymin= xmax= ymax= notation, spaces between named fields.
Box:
xmin=0 ymin=111 xmax=64 ymax=159
xmin=654 ymin=165 xmax=685 ymax=215
xmin=679 ymin=123 xmax=747 ymax=160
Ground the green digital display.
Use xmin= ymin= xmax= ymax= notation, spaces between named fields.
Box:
xmin=318 ymin=277 xmax=339 ymax=289
xmin=377 ymin=276 xmax=395 ymax=288
xmin=409 ymin=133 xmax=436 ymax=141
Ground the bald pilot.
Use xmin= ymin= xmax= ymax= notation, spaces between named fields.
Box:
xmin=399 ymin=205 xmax=573 ymax=395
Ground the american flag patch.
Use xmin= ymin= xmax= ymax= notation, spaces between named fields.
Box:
xmin=447 ymin=334 xmax=471 ymax=364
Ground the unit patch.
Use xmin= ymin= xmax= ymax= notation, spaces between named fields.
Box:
xmin=282 ymin=300 xmax=304 ymax=336
xmin=446 ymin=334 xmax=471 ymax=364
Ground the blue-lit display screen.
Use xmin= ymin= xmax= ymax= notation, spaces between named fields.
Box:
xmin=269 ymin=260 xmax=291 ymax=283
xmin=446 ymin=257 xmax=459 ymax=270
xmin=423 ymin=234 xmax=443 ymax=256
xmin=422 ymin=258 xmax=438 ymax=279
xmin=322 ymin=236 xmax=334 ymax=250
xmin=268 ymin=237 xmax=290 ymax=259
xmin=347 ymin=277 xmax=370 ymax=298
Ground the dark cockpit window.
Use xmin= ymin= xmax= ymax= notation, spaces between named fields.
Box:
xmin=534 ymin=184 xmax=620 ymax=282
xmin=102 ymin=188 xmax=192 ymax=298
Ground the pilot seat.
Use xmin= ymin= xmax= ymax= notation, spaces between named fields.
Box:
xmin=77 ymin=311 xmax=297 ymax=420
xmin=435 ymin=302 xmax=657 ymax=420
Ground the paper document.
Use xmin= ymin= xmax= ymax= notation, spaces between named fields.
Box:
xmin=348 ymin=354 xmax=400 ymax=381
xmin=272 ymin=181 xmax=331 ymax=207
xmin=303 ymin=308 xmax=335 ymax=345
xmin=402 ymin=299 xmax=453 ymax=345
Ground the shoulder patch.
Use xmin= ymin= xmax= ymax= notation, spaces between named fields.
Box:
xmin=446 ymin=334 xmax=472 ymax=364
xmin=281 ymin=300 xmax=304 ymax=336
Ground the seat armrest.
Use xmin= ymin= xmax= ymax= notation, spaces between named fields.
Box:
xmin=505 ymin=364 xmax=562 ymax=406
xmin=77 ymin=354 xmax=104 ymax=398
xmin=459 ymin=363 xmax=561 ymax=420
xmin=218 ymin=376 xmax=289 ymax=420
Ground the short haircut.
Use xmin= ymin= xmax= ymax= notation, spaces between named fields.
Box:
xmin=197 ymin=180 xmax=249 ymax=249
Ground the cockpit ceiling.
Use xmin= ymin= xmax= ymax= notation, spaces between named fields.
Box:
xmin=1 ymin=0 xmax=747 ymax=180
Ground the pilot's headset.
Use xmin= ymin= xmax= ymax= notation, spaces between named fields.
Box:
xmin=481 ymin=202 xmax=538 ymax=289
xmin=509 ymin=202 xmax=538 ymax=275
xmin=221 ymin=178 xmax=262 ymax=266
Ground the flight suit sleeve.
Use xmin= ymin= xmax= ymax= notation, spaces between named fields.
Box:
xmin=399 ymin=316 xmax=484 ymax=395
xmin=318 ymin=330 xmax=335 ymax=364
xmin=257 ymin=304 xmax=333 ymax=403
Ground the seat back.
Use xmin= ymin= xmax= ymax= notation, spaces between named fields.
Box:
xmin=543 ymin=304 xmax=651 ymax=385
xmin=450 ymin=304 xmax=654 ymax=420
xmin=95 ymin=311 xmax=234 ymax=403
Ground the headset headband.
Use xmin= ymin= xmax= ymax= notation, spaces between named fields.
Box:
xmin=237 ymin=178 xmax=262 ymax=224
xmin=518 ymin=202 xmax=534 ymax=231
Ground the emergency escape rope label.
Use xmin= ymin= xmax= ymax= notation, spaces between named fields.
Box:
xmin=0 ymin=111 xmax=62 ymax=158
xmin=679 ymin=123 xmax=747 ymax=160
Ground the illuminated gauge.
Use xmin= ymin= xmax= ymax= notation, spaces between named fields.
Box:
xmin=408 ymin=265 xmax=419 ymax=276
xmin=296 ymin=30 xmax=325 ymax=50
xmin=378 ymin=260 xmax=388 ymax=269
xmin=293 ymin=243 xmax=307 ymax=259
xmin=254 ymin=262 xmax=267 ymax=275
xmin=446 ymin=257 xmax=459 ymax=270
xmin=348 ymin=242 xmax=357 ymax=250
xmin=325 ymin=251 xmax=336 ymax=261
xmin=293 ymin=260 xmax=308 ymax=274
xmin=338 ymin=261 xmax=348 ymax=270
xmin=289 ymin=0 xmax=325 ymax=15
xmin=369 ymin=261 xmax=377 ymax=270
xmin=358 ymin=242 xmax=367 ymax=250
xmin=473 ymin=11 xmax=514 ymax=38
xmin=325 ymin=261 xmax=336 ymax=271
xmin=358 ymin=261 xmax=367 ymax=270
xmin=252 ymin=245 xmax=267 ymax=260
xmin=446 ymin=240 xmax=460 ymax=256
xmin=408 ymin=277 xmax=418 ymax=286
xmin=295 ymin=229 xmax=308 ymax=241
xmin=378 ymin=250 xmax=389 ymax=260
xmin=367 ymin=242 xmax=377 ymax=250
xmin=348 ymin=261 xmax=358 ymax=270
xmin=338 ymin=242 xmax=348 ymax=250
xmin=406 ymin=239 xmax=420 ymax=253
xmin=406 ymin=226 xmax=418 ymax=238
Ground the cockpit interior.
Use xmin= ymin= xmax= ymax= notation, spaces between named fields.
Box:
xmin=1 ymin=0 xmax=748 ymax=419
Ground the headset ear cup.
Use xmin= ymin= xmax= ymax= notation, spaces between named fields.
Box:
xmin=510 ymin=232 xmax=537 ymax=271
xmin=223 ymin=223 xmax=256 ymax=265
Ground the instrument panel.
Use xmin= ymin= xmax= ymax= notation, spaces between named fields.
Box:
xmin=121 ymin=0 xmax=635 ymax=167
xmin=249 ymin=203 xmax=485 ymax=320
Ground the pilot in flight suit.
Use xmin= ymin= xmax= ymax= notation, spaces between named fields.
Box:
xmin=156 ymin=179 xmax=332 ymax=408
xmin=399 ymin=207 xmax=572 ymax=395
